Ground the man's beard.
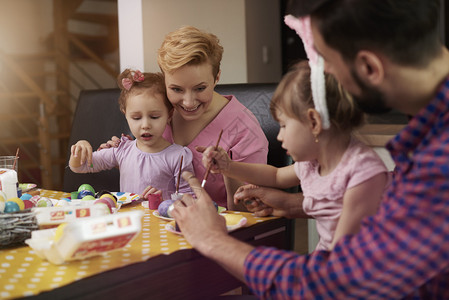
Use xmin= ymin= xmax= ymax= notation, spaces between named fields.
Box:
xmin=350 ymin=68 xmax=392 ymax=115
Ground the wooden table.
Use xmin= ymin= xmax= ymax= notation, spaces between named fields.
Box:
xmin=2 ymin=190 xmax=292 ymax=300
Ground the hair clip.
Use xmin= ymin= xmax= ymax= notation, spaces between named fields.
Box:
xmin=122 ymin=70 xmax=145 ymax=91
xmin=284 ymin=15 xmax=330 ymax=129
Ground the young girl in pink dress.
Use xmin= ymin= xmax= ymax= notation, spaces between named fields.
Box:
xmin=202 ymin=61 xmax=389 ymax=250
xmin=69 ymin=70 xmax=194 ymax=200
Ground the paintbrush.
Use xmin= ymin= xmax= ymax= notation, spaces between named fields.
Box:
xmin=175 ymin=155 xmax=184 ymax=194
xmin=12 ymin=147 xmax=19 ymax=171
xmin=201 ymin=129 xmax=223 ymax=188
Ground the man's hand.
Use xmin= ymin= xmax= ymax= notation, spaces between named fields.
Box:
xmin=170 ymin=172 xmax=228 ymax=252
xmin=170 ymin=171 xmax=254 ymax=282
xmin=234 ymin=184 xmax=306 ymax=218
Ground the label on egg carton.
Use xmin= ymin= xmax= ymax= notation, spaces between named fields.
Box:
xmin=56 ymin=211 xmax=143 ymax=262
xmin=33 ymin=204 xmax=113 ymax=227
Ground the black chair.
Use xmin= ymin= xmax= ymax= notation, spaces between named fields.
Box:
xmin=62 ymin=88 xmax=129 ymax=193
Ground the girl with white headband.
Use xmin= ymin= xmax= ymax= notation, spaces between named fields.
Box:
xmin=202 ymin=60 xmax=389 ymax=250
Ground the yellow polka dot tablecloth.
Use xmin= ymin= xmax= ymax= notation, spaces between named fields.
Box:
xmin=0 ymin=190 xmax=275 ymax=299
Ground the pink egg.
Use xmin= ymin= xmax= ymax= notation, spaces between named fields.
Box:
xmin=23 ymin=199 xmax=35 ymax=209
xmin=94 ymin=198 xmax=113 ymax=213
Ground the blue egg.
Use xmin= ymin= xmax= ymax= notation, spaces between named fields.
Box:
xmin=158 ymin=200 xmax=175 ymax=217
xmin=4 ymin=201 xmax=20 ymax=213
xmin=78 ymin=189 xmax=94 ymax=199
xmin=62 ymin=197 xmax=71 ymax=202
xmin=20 ymin=193 xmax=33 ymax=201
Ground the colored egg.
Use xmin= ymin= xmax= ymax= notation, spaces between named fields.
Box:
xmin=94 ymin=199 xmax=113 ymax=213
xmin=100 ymin=193 xmax=117 ymax=207
xmin=78 ymin=184 xmax=95 ymax=195
xmin=158 ymin=199 xmax=176 ymax=217
xmin=71 ymin=191 xmax=79 ymax=200
xmin=37 ymin=197 xmax=53 ymax=207
xmin=95 ymin=190 xmax=112 ymax=198
xmin=4 ymin=201 xmax=20 ymax=213
xmin=29 ymin=195 xmax=41 ymax=205
xmin=8 ymin=197 xmax=25 ymax=210
xmin=78 ymin=189 xmax=94 ymax=199
xmin=81 ymin=195 xmax=96 ymax=201
xmin=62 ymin=197 xmax=71 ymax=202
xmin=23 ymin=199 xmax=35 ymax=209
xmin=55 ymin=200 xmax=69 ymax=207
xmin=20 ymin=193 xmax=32 ymax=201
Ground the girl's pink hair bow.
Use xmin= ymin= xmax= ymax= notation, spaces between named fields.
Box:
xmin=284 ymin=15 xmax=330 ymax=129
xmin=122 ymin=70 xmax=145 ymax=91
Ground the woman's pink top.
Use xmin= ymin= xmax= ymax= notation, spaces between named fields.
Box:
xmin=294 ymin=138 xmax=388 ymax=250
xmin=163 ymin=95 xmax=268 ymax=207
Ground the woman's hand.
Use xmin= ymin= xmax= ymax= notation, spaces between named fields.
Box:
xmin=197 ymin=146 xmax=232 ymax=174
xmin=141 ymin=185 xmax=162 ymax=199
xmin=70 ymin=140 xmax=93 ymax=167
xmin=97 ymin=134 xmax=133 ymax=151
xmin=234 ymin=184 xmax=306 ymax=218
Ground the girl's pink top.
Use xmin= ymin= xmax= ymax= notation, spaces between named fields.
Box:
xmin=294 ymin=138 xmax=388 ymax=250
xmin=163 ymin=95 xmax=268 ymax=208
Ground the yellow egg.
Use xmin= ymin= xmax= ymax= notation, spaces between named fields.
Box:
xmin=100 ymin=193 xmax=117 ymax=207
xmin=8 ymin=197 xmax=25 ymax=210
xmin=53 ymin=223 xmax=67 ymax=242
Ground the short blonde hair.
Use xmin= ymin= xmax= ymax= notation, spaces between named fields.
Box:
xmin=157 ymin=25 xmax=223 ymax=78
xmin=270 ymin=60 xmax=364 ymax=133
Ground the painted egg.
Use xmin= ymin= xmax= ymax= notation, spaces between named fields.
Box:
xmin=158 ymin=199 xmax=176 ymax=217
xmin=23 ymin=199 xmax=35 ymax=209
xmin=20 ymin=193 xmax=32 ymax=201
xmin=55 ymin=200 xmax=69 ymax=207
xmin=37 ymin=197 xmax=53 ymax=207
xmin=71 ymin=191 xmax=79 ymax=200
xmin=8 ymin=197 xmax=25 ymax=210
xmin=78 ymin=189 xmax=94 ymax=199
xmin=94 ymin=202 xmax=112 ymax=215
xmin=94 ymin=198 xmax=113 ymax=213
xmin=100 ymin=193 xmax=117 ymax=207
xmin=29 ymin=195 xmax=41 ymax=205
xmin=81 ymin=195 xmax=96 ymax=201
xmin=78 ymin=184 xmax=95 ymax=195
xmin=4 ymin=201 xmax=20 ymax=213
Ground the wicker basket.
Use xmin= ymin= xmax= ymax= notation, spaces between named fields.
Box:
xmin=0 ymin=209 xmax=39 ymax=248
